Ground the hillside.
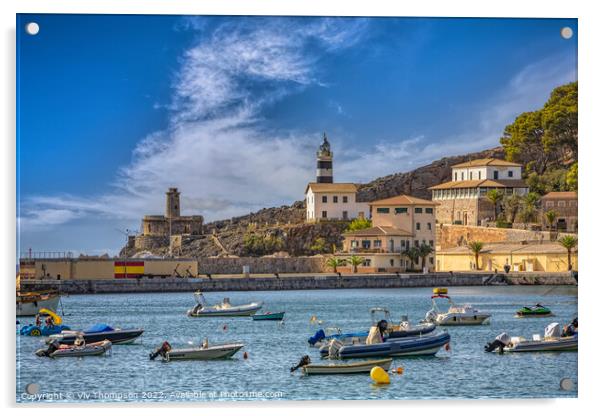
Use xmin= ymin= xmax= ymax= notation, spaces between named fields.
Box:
xmin=122 ymin=146 xmax=506 ymax=258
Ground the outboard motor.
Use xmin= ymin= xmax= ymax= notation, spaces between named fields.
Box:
xmin=328 ymin=339 xmax=344 ymax=358
xmin=290 ymin=355 xmax=311 ymax=372
xmin=425 ymin=309 xmax=437 ymax=323
xmin=36 ymin=339 xmax=60 ymax=357
xmin=485 ymin=332 xmax=510 ymax=354
xmin=308 ymin=329 xmax=326 ymax=346
xmin=149 ymin=341 xmax=172 ymax=360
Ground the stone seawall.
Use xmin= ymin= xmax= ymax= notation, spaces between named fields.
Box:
xmin=20 ymin=272 xmax=576 ymax=295
xmin=198 ymin=257 xmax=328 ymax=274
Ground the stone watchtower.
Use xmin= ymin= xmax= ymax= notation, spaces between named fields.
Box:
xmin=316 ymin=132 xmax=333 ymax=183
xmin=166 ymin=187 xmax=181 ymax=218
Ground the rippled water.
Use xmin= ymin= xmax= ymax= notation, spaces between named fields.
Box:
xmin=16 ymin=286 xmax=577 ymax=402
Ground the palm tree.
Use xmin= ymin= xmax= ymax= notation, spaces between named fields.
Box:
xmin=544 ymin=210 xmax=558 ymax=231
xmin=486 ymin=189 xmax=504 ymax=221
xmin=417 ymin=243 xmax=434 ymax=272
xmin=326 ymin=256 xmax=346 ymax=273
xmin=468 ymin=241 xmax=484 ymax=270
xmin=558 ymin=235 xmax=577 ymax=271
xmin=348 ymin=255 xmax=365 ymax=273
xmin=502 ymin=194 xmax=523 ymax=224
xmin=402 ymin=246 xmax=420 ymax=272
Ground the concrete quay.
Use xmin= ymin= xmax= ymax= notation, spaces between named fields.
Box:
xmin=19 ymin=271 xmax=577 ymax=295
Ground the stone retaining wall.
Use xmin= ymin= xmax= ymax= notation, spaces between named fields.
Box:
xmin=198 ymin=257 xmax=328 ymax=275
xmin=20 ymin=272 xmax=576 ymax=294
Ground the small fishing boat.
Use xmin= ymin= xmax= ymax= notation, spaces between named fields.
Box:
xmin=485 ymin=322 xmax=578 ymax=353
xmin=47 ymin=324 xmax=143 ymax=345
xmin=515 ymin=304 xmax=554 ymax=318
xmin=252 ymin=311 xmax=285 ymax=321
xmin=16 ymin=290 xmax=60 ymax=317
xmin=325 ymin=331 xmax=451 ymax=359
xmin=149 ymin=340 xmax=244 ymax=361
xmin=302 ymin=358 xmax=393 ymax=375
xmin=187 ymin=291 xmax=263 ymax=317
xmin=36 ymin=340 xmax=112 ymax=358
xmin=424 ymin=289 xmax=491 ymax=326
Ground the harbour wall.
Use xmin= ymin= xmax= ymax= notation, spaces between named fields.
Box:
xmin=20 ymin=272 xmax=577 ymax=295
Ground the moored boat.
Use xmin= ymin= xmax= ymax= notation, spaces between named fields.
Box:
xmin=16 ymin=290 xmax=60 ymax=317
xmin=485 ymin=321 xmax=578 ymax=353
xmin=187 ymin=291 xmax=263 ymax=317
xmin=325 ymin=331 xmax=451 ymax=359
xmin=515 ymin=304 xmax=554 ymax=318
xmin=36 ymin=340 xmax=112 ymax=358
xmin=302 ymin=358 xmax=393 ymax=375
xmin=424 ymin=289 xmax=491 ymax=326
xmin=252 ymin=311 xmax=285 ymax=321
xmin=149 ymin=340 xmax=244 ymax=361
xmin=47 ymin=324 xmax=143 ymax=345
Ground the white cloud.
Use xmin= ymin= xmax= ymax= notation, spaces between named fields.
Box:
xmin=19 ymin=18 xmax=367 ymax=241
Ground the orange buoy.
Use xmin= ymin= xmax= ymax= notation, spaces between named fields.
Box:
xmin=444 ymin=343 xmax=451 ymax=352
xmin=395 ymin=367 xmax=404 ymax=375
xmin=243 ymin=351 xmax=248 ymax=360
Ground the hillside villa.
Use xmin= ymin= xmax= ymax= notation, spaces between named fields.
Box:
xmin=429 ymin=158 xmax=529 ymax=226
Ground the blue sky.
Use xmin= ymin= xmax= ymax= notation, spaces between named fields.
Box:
xmin=16 ymin=15 xmax=577 ymax=255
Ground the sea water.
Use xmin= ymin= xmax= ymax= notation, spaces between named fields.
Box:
xmin=16 ymin=286 xmax=578 ymax=402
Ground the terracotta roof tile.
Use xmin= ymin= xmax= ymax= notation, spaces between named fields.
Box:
xmin=451 ymin=158 xmax=522 ymax=168
xmin=541 ymin=191 xmax=578 ymax=199
xmin=305 ymin=183 xmax=358 ymax=194
xmin=429 ymin=179 xmax=527 ymax=190
xmin=369 ymin=194 xmax=438 ymax=206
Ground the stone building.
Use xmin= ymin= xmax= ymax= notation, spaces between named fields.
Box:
xmin=340 ymin=194 xmax=438 ymax=272
xmin=429 ymin=158 xmax=528 ymax=226
xmin=133 ymin=188 xmax=204 ymax=251
xmin=540 ymin=191 xmax=578 ymax=232
xmin=305 ymin=134 xmax=369 ymax=222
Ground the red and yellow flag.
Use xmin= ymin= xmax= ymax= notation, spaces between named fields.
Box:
xmin=114 ymin=261 xmax=144 ymax=278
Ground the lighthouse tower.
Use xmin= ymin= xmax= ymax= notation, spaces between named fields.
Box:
xmin=316 ymin=133 xmax=333 ymax=183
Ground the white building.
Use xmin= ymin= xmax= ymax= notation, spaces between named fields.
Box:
xmin=305 ymin=183 xmax=369 ymax=222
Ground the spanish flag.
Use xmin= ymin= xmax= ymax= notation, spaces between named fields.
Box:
xmin=114 ymin=261 xmax=144 ymax=278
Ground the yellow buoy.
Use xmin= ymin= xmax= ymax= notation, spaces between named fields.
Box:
xmin=370 ymin=366 xmax=390 ymax=384
xmin=433 ymin=287 xmax=448 ymax=295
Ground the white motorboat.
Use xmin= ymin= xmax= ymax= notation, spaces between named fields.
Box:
xmin=302 ymin=358 xmax=393 ymax=375
xmin=16 ymin=291 xmax=60 ymax=317
xmin=485 ymin=322 xmax=578 ymax=353
xmin=187 ymin=291 xmax=263 ymax=317
xmin=150 ymin=340 xmax=244 ymax=361
xmin=424 ymin=289 xmax=490 ymax=326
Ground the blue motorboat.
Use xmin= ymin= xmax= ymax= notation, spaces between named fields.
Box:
xmin=47 ymin=323 xmax=144 ymax=345
xmin=322 ymin=331 xmax=451 ymax=359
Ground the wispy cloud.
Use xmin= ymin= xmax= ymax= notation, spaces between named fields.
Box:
xmin=19 ymin=18 xmax=368 ymax=238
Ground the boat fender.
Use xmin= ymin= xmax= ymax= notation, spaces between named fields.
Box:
xmin=290 ymin=355 xmax=311 ymax=373
xmin=243 ymin=352 xmax=248 ymax=360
